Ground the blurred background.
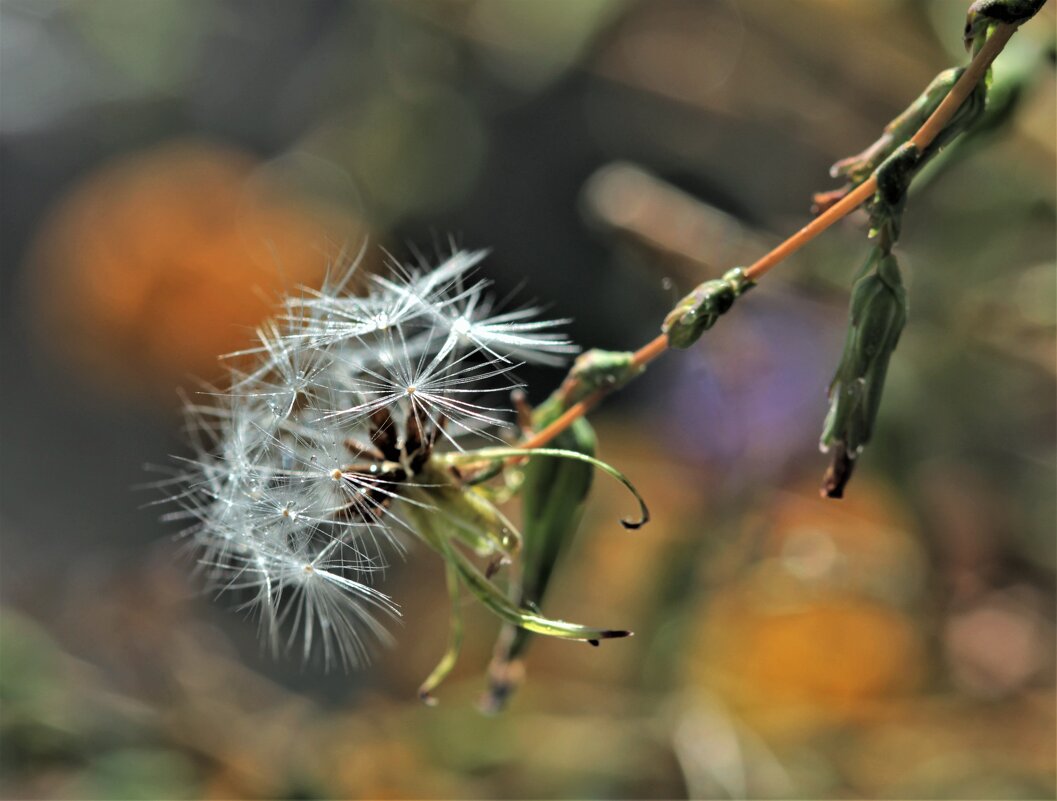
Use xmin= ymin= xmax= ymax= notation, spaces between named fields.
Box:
xmin=1 ymin=1 xmax=1054 ymax=798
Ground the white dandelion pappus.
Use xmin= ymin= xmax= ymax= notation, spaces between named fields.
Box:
xmin=374 ymin=249 xmax=579 ymax=366
xmin=161 ymin=246 xmax=578 ymax=669
xmin=430 ymin=284 xmax=578 ymax=366
xmin=284 ymin=249 xmax=483 ymax=351
xmin=324 ymin=326 xmax=523 ymax=449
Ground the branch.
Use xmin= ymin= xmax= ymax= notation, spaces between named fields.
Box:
xmin=517 ymin=22 xmax=1020 ymax=452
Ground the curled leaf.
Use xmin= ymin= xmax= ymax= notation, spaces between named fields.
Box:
xmin=444 ymin=446 xmax=650 ymax=530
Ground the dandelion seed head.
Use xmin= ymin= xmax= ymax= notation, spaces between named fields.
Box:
xmin=161 ymin=244 xmax=578 ymax=669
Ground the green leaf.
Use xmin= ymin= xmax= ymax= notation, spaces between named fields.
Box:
xmin=482 ymin=405 xmax=598 ymax=710
xmin=444 ymin=540 xmax=630 ymax=643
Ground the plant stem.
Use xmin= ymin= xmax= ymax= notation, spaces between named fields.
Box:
xmin=518 ymin=22 xmax=1018 ymax=452
xmin=519 ymin=334 xmax=669 ymax=450
xmin=744 ymin=22 xmax=1015 ymax=283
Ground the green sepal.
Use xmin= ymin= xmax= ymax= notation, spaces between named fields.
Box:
xmin=662 ymin=267 xmax=755 ymax=349
xmin=403 ymin=462 xmax=521 ymax=559
xmin=561 ymin=350 xmax=644 ymax=405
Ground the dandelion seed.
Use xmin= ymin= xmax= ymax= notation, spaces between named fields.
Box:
xmin=431 ymin=286 xmax=579 ymax=366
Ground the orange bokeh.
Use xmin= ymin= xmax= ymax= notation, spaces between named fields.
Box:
xmin=24 ymin=140 xmax=360 ymax=400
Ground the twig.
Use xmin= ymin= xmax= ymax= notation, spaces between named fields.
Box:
xmin=517 ymin=22 xmax=1019 ymax=451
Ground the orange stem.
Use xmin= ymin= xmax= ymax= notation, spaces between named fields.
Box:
xmin=743 ymin=180 xmax=877 ymax=281
xmin=631 ymin=333 xmax=670 ymax=367
xmin=518 ymin=396 xmax=599 ymax=451
xmin=909 ymin=24 xmax=1015 ymax=150
xmin=518 ymin=333 xmax=672 ymax=451
xmin=518 ymin=22 xmax=1018 ymax=451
